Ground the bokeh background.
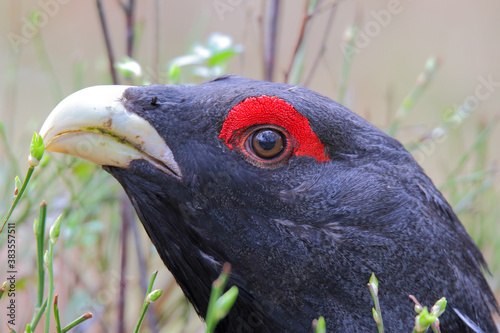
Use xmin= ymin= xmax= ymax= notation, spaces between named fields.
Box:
xmin=1 ymin=0 xmax=499 ymax=332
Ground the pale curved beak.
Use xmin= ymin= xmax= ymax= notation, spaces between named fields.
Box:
xmin=40 ymin=85 xmax=182 ymax=180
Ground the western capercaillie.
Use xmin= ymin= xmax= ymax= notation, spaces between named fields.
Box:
xmin=40 ymin=76 xmax=499 ymax=332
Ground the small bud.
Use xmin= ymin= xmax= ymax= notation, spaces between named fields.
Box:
xmin=414 ymin=304 xmax=423 ymax=313
xmin=83 ymin=311 xmax=93 ymax=319
xmin=29 ymin=10 xmax=42 ymax=25
xmin=29 ymin=132 xmax=45 ymax=165
xmin=49 ymin=214 xmax=63 ymax=244
xmin=44 ymin=250 xmax=50 ymax=265
xmin=14 ymin=176 xmax=21 ymax=196
xmin=0 ymin=281 xmax=6 ymax=298
xmin=372 ymin=308 xmax=380 ymax=323
xmin=424 ymin=56 xmax=438 ymax=73
xmin=343 ymin=26 xmax=356 ymax=42
xmin=369 ymin=273 xmax=379 ymax=295
xmin=312 ymin=316 xmax=326 ymax=333
xmin=431 ymin=297 xmax=447 ymax=317
xmin=222 ymin=262 xmax=231 ymax=275
xmin=214 ymin=286 xmax=239 ymax=321
xmin=146 ymin=289 xmax=163 ymax=303
xmin=33 ymin=219 xmax=38 ymax=236
xmin=28 ymin=155 xmax=40 ymax=167
xmin=415 ymin=307 xmax=436 ymax=327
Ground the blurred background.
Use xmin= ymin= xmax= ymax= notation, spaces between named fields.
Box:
xmin=0 ymin=0 xmax=499 ymax=332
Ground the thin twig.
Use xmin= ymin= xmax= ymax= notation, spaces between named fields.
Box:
xmin=129 ymin=198 xmax=160 ymax=333
xmin=284 ymin=0 xmax=311 ymax=83
xmin=153 ymin=0 xmax=161 ymax=84
xmin=133 ymin=272 xmax=161 ymax=333
xmin=96 ymin=0 xmax=119 ymax=84
xmin=117 ymin=194 xmax=131 ymax=333
xmin=257 ymin=2 xmax=265 ymax=80
xmin=283 ymin=0 xmax=321 ymax=84
xmin=116 ymin=2 xmax=141 ymax=332
xmin=33 ymin=34 xmax=63 ymax=103
xmin=264 ymin=0 xmax=281 ymax=82
xmin=337 ymin=8 xmax=362 ymax=104
xmin=302 ymin=1 xmax=338 ymax=87
xmin=61 ymin=312 xmax=93 ymax=333
xmin=123 ymin=0 xmax=136 ymax=58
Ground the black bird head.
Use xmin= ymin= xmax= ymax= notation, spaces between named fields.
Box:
xmin=40 ymin=76 xmax=498 ymax=332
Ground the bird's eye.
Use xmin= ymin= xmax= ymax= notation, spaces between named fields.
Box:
xmin=240 ymin=125 xmax=293 ymax=167
xmin=251 ymin=129 xmax=284 ymax=159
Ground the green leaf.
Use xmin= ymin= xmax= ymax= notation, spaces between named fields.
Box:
xmin=214 ymin=286 xmax=239 ymax=321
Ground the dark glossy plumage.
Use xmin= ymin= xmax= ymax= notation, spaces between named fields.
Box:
xmin=104 ymin=76 xmax=498 ymax=332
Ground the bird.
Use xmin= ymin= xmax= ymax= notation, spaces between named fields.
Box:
xmin=40 ymin=75 xmax=498 ymax=332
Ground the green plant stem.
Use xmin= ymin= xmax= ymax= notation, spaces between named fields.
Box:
xmin=447 ymin=121 xmax=495 ymax=181
xmin=205 ymin=264 xmax=231 ymax=333
xmin=133 ymin=271 xmax=159 ymax=333
xmin=388 ymin=57 xmax=438 ymax=137
xmin=45 ymin=245 xmax=55 ymax=332
xmin=205 ymin=282 xmax=225 ymax=332
xmin=134 ymin=299 xmax=152 ymax=333
xmin=54 ymin=294 xmax=62 ymax=333
xmin=338 ymin=21 xmax=360 ymax=105
xmin=33 ymin=28 xmax=63 ymax=103
xmin=368 ymin=273 xmax=384 ymax=333
xmin=147 ymin=270 xmax=158 ymax=295
xmin=285 ymin=0 xmax=320 ymax=85
xmin=30 ymin=298 xmax=48 ymax=331
xmin=1 ymin=167 xmax=34 ymax=233
xmin=61 ymin=312 xmax=93 ymax=333
xmin=303 ymin=2 xmax=338 ymax=87
xmin=454 ymin=176 xmax=492 ymax=214
xmin=36 ymin=201 xmax=47 ymax=308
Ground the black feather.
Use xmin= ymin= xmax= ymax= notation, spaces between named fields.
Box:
xmin=104 ymin=76 xmax=498 ymax=332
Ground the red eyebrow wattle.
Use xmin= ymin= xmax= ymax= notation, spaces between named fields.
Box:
xmin=219 ymin=95 xmax=329 ymax=162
